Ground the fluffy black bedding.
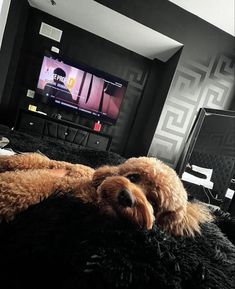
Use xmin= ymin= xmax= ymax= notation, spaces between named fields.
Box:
xmin=0 ymin=125 xmax=235 ymax=289
xmin=0 ymin=125 xmax=125 ymax=167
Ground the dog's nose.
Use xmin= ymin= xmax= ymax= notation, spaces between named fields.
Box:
xmin=118 ymin=189 xmax=135 ymax=208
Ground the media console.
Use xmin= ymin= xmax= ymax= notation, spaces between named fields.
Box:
xmin=14 ymin=109 xmax=112 ymax=151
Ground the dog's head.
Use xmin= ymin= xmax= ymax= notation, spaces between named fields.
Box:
xmin=93 ymin=157 xmax=213 ymax=236
xmin=92 ymin=164 xmax=154 ymax=230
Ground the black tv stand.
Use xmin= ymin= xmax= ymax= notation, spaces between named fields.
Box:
xmin=14 ymin=109 xmax=112 ymax=151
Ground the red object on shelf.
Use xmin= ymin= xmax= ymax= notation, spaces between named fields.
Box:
xmin=93 ymin=121 xmax=102 ymax=132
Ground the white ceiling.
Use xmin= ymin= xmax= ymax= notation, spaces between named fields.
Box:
xmin=169 ymin=0 xmax=235 ymax=36
xmin=28 ymin=0 xmax=183 ymax=62
xmin=28 ymin=0 xmax=234 ymax=61
xmin=0 ymin=0 xmax=11 ymax=50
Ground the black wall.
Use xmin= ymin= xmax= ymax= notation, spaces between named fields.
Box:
xmin=125 ymin=48 xmax=182 ymax=157
xmin=0 ymin=7 xmax=177 ymax=156
xmin=0 ymin=0 xmax=29 ymax=122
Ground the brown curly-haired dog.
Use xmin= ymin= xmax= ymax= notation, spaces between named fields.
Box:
xmin=93 ymin=157 xmax=213 ymax=236
xmin=0 ymin=153 xmax=213 ymax=236
xmin=0 ymin=153 xmax=154 ymax=230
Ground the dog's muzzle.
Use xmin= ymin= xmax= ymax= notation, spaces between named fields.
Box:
xmin=118 ymin=188 xmax=135 ymax=208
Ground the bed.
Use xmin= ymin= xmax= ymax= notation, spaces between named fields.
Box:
xmin=0 ymin=125 xmax=234 ymax=289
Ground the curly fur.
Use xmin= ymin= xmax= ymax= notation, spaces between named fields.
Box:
xmin=0 ymin=153 xmax=213 ymax=236
xmin=92 ymin=157 xmax=213 ymax=236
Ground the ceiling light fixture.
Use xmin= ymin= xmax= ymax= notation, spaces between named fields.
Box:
xmin=50 ymin=0 xmax=56 ymax=6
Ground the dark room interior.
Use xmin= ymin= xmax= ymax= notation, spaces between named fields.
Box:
xmin=0 ymin=1 xmax=234 ymax=288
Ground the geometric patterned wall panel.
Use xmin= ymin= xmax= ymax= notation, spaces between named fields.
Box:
xmin=148 ymin=53 xmax=235 ymax=167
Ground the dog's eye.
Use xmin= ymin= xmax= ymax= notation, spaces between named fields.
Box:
xmin=126 ymin=174 xmax=140 ymax=183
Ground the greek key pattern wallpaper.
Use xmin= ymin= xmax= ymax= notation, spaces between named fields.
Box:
xmin=148 ymin=53 xmax=235 ymax=167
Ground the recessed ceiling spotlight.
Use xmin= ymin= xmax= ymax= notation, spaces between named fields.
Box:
xmin=50 ymin=0 xmax=56 ymax=6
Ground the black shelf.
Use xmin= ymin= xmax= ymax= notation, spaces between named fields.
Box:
xmin=14 ymin=109 xmax=112 ymax=151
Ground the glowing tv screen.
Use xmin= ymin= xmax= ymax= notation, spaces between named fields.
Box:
xmin=36 ymin=55 xmax=127 ymax=124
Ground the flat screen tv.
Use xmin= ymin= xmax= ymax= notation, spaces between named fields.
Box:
xmin=36 ymin=53 xmax=128 ymax=124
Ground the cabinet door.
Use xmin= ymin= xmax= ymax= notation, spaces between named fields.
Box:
xmin=17 ymin=114 xmax=45 ymax=136
xmin=44 ymin=121 xmax=70 ymax=141
xmin=44 ymin=121 xmax=88 ymax=146
xmin=73 ymin=130 xmax=88 ymax=146
xmin=44 ymin=121 xmax=63 ymax=139
xmin=86 ymin=133 xmax=109 ymax=151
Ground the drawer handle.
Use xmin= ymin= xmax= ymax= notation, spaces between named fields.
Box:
xmin=64 ymin=132 xmax=68 ymax=136
xmin=95 ymin=141 xmax=100 ymax=145
xmin=29 ymin=122 xmax=34 ymax=126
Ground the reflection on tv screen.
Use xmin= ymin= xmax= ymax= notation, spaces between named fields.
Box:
xmin=36 ymin=56 xmax=127 ymax=124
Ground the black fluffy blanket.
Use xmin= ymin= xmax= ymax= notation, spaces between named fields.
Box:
xmin=0 ymin=126 xmax=235 ymax=289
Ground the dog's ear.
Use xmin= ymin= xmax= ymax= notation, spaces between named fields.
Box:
xmin=179 ymin=202 xmax=213 ymax=236
xmin=157 ymin=202 xmax=213 ymax=237
xmin=147 ymin=161 xmax=213 ymax=237
xmin=92 ymin=166 xmax=118 ymax=188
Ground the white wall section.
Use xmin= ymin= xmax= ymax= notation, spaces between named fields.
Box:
xmin=0 ymin=0 xmax=11 ymax=50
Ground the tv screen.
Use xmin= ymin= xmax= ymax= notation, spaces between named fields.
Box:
xmin=36 ymin=54 xmax=127 ymax=124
